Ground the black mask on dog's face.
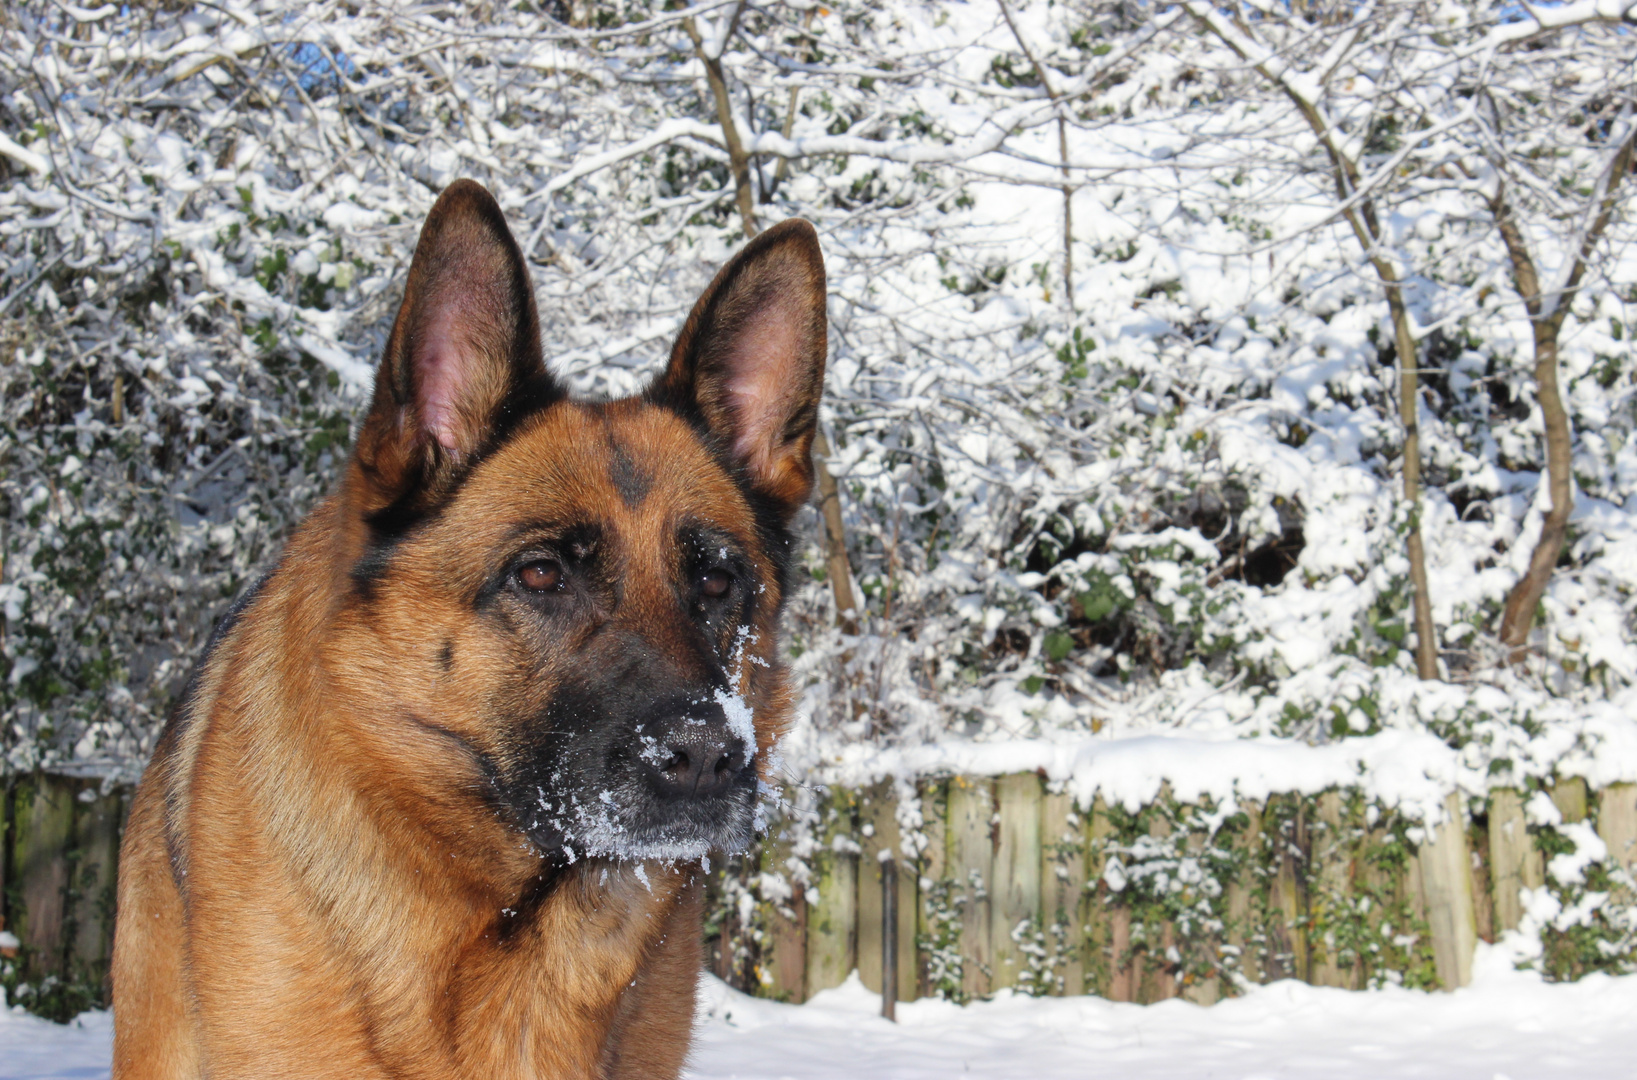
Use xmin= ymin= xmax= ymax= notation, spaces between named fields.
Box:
xmin=483 ymin=511 xmax=766 ymax=863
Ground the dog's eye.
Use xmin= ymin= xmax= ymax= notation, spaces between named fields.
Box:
xmin=700 ymin=568 xmax=733 ymax=600
xmin=517 ymin=559 xmax=564 ymax=593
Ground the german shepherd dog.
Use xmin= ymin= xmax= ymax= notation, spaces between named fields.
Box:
xmin=110 ymin=180 xmax=826 ymax=1078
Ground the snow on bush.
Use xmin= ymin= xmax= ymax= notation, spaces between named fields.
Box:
xmin=2 ymin=3 xmax=1636 ymax=976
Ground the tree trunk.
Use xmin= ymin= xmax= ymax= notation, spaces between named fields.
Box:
xmin=768 ymin=9 xmax=816 ymax=201
xmin=684 ymin=8 xmax=757 ymax=238
xmin=686 ymin=7 xmax=858 ymax=631
xmin=997 ymin=0 xmax=1073 ymax=309
xmin=1057 ymin=113 xmax=1073 ymax=309
xmin=1488 ymin=126 xmax=1633 ymax=663
xmin=1386 ymin=285 xmax=1440 ymax=680
xmin=1187 ymin=6 xmax=1440 ymax=679
xmin=1497 ymin=325 xmax=1573 ymax=660
xmin=814 ymin=429 xmax=859 ymax=633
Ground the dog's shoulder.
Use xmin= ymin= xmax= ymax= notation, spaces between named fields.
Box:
xmin=146 ymin=568 xmax=273 ymax=889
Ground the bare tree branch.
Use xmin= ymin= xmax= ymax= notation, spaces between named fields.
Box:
xmin=1188 ymin=0 xmax=1440 ymax=679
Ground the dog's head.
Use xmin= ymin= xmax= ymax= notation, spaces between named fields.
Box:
xmin=329 ymin=180 xmax=824 ymax=864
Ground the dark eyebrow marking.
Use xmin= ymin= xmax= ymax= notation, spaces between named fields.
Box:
xmin=499 ymin=519 xmax=576 ymax=546
xmin=678 ymin=523 xmax=754 ymax=580
xmin=605 ymin=432 xmax=653 ymax=509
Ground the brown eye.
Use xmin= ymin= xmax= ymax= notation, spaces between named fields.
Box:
xmin=517 ymin=559 xmax=564 ymax=593
xmin=700 ymin=568 xmax=733 ymax=599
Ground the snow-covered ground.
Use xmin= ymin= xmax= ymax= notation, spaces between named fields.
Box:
xmin=7 ymin=947 xmax=1635 ymax=1079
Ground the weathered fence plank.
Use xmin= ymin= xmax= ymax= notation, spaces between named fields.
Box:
xmin=856 ymin=782 xmax=889 ymax=997
xmin=764 ymin=823 xmax=807 ymax=1002
xmin=1487 ymin=788 xmax=1539 ymax=932
xmin=946 ymin=775 xmax=994 ymax=999
xmin=1106 ymin=902 xmax=1134 ymax=1002
xmin=1309 ymin=791 xmax=1351 ymax=989
xmin=989 ymin=773 xmax=1042 ymax=991
xmin=886 ymin=790 xmax=918 ymax=1004
xmin=1417 ymin=792 xmax=1478 ymax=989
xmin=1599 ymin=782 xmax=1637 ymax=910
xmin=856 ymin=782 xmax=916 ymax=1002
xmin=1136 ymin=803 xmax=1179 ymax=1004
xmin=915 ymin=778 xmax=948 ymax=999
xmin=1467 ymin=815 xmax=1495 ymax=947
xmin=1040 ymin=789 xmax=1086 ymax=995
xmin=881 ymin=855 xmax=899 ymax=1020
xmin=1599 ymin=783 xmax=1637 ymax=877
xmin=1084 ymin=796 xmax=1114 ymax=998
xmin=804 ymin=788 xmax=857 ymax=995
xmin=1268 ymin=796 xmax=1309 ymax=983
xmin=13 ymin=778 xmax=76 ymax=980
xmin=71 ymin=786 xmax=124 ymax=984
xmin=1225 ymin=799 xmax=1262 ymax=987
xmin=1552 ymin=777 xmax=1588 ymax=825
xmin=1180 ymin=830 xmax=1221 ymax=1006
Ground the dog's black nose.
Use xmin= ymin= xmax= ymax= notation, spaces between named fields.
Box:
xmin=652 ymin=730 xmax=746 ymax=798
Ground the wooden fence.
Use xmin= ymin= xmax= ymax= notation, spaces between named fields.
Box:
xmin=0 ymin=771 xmax=130 ymax=1017
xmin=738 ymin=775 xmax=1637 ymax=1005
xmin=4 ymin=770 xmax=1635 ymax=1019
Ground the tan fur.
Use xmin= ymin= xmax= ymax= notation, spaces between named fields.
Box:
xmin=112 ymin=182 xmax=826 ymax=1078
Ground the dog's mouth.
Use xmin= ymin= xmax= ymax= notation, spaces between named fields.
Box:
xmin=501 ymin=688 xmax=760 ymax=863
xmin=516 ymin=771 xmax=757 ymax=863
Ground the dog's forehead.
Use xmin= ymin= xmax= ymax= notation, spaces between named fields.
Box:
xmin=447 ymin=399 xmax=754 ymax=543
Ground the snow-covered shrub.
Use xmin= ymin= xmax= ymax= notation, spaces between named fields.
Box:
xmin=1508 ymin=785 xmax=1637 ymax=980
xmin=1098 ymin=797 xmax=1243 ymax=993
xmin=703 ymin=849 xmax=772 ymax=991
xmin=1090 ymin=789 xmax=1441 ymax=996
xmin=1010 ymin=915 xmax=1070 ymax=997
xmin=2 ymin=7 xmax=1636 ymax=996
xmin=1286 ymin=792 xmax=1440 ymax=992
xmin=916 ymin=873 xmax=968 ymax=1002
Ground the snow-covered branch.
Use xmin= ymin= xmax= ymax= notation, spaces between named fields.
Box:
xmin=1 ymin=0 xmax=1634 ymax=808
xmin=1483 ymin=0 xmax=1637 ymax=48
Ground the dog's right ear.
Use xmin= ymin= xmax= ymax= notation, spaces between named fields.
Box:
xmin=354 ymin=179 xmax=556 ymax=510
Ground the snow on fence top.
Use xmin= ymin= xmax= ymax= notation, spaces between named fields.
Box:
xmin=784 ymin=678 xmax=1637 ymax=824
xmin=2 ymin=1 xmax=1636 ymax=821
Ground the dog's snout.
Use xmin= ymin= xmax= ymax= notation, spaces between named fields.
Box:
xmin=654 ymin=734 xmax=745 ymax=798
xmin=641 ymin=700 xmax=748 ymax=800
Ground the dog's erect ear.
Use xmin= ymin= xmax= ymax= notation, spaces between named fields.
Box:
xmin=650 ymin=219 xmax=828 ymax=515
xmin=356 ymin=179 xmax=553 ymax=501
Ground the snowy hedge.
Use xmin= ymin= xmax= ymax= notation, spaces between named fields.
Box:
xmin=2 ymin=0 xmax=1635 ymax=843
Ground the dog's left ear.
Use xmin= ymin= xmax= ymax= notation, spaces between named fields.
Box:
xmin=650 ymin=220 xmax=827 ymax=516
